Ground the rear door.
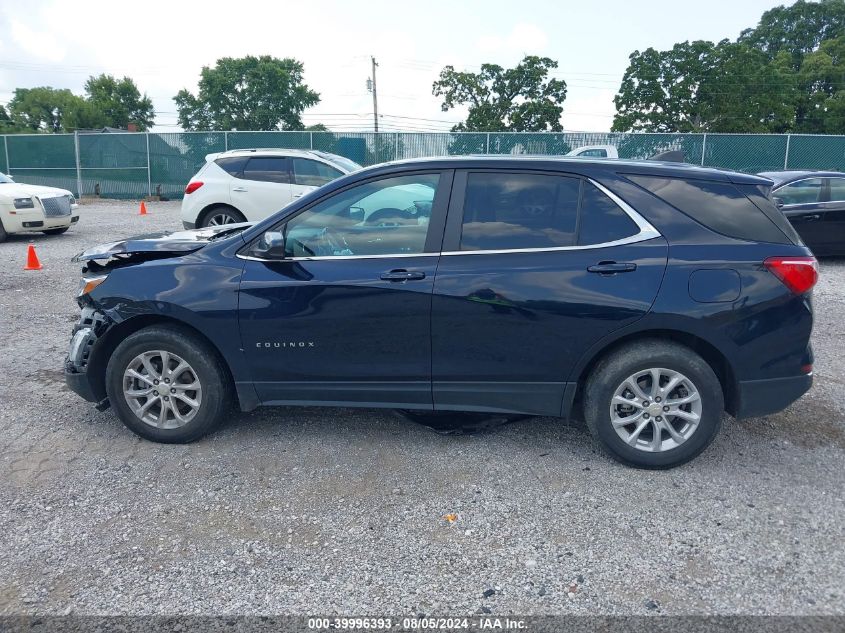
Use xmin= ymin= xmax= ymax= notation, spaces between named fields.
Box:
xmin=775 ymin=177 xmax=827 ymax=252
xmin=231 ymin=156 xmax=293 ymax=220
xmin=430 ymin=170 xmax=668 ymax=416
xmin=290 ymin=157 xmax=345 ymax=201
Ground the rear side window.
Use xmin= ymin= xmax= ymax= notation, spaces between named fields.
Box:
xmin=578 ymin=182 xmax=639 ymax=245
xmin=828 ymin=177 xmax=845 ymax=202
xmin=292 ymin=158 xmax=343 ymax=187
xmin=627 ymin=175 xmax=790 ymax=244
xmin=215 ymin=156 xmax=248 ymax=176
xmin=459 ymin=173 xmax=580 ymax=250
xmin=458 ymin=173 xmax=641 ymax=251
xmin=242 ymin=157 xmax=290 ymax=183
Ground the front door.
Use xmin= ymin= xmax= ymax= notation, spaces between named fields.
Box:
xmin=775 ymin=177 xmax=827 ymax=253
xmin=238 ymin=171 xmax=451 ymax=408
xmin=431 ymin=170 xmax=668 ymax=416
xmin=231 ymin=156 xmax=294 ymax=220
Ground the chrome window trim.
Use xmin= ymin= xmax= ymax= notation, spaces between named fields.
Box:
xmin=236 ymin=177 xmax=661 ymax=263
xmin=237 ymin=252 xmax=439 ymax=263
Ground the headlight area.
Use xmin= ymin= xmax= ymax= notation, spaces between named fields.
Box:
xmin=78 ymin=274 xmax=109 ymax=298
xmin=13 ymin=197 xmax=35 ymax=209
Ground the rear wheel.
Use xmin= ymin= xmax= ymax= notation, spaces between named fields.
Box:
xmin=583 ymin=340 xmax=723 ymax=469
xmin=199 ymin=205 xmax=245 ymax=228
xmin=105 ymin=326 xmax=233 ymax=443
xmin=42 ymin=227 xmax=69 ymax=235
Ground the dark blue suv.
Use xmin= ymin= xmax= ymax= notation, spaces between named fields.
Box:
xmin=65 ymin=157 xmax=817 ymax=468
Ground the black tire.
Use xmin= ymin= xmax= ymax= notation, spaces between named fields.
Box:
xmin=42 ymin=227 xmax=69 ymax=235
xmin=199 ymin=205 xmax=246 ymax=228
xmin=583 ymin=339 xmax=724 ymax=469
xmin=105 ymin=325 xmax=233 ymax=443
xmin=0 ymin=219 xmax=7 ymax=243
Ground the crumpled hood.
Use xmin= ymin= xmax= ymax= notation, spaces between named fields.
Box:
xmin=0 ymin=182 xmax=74 ymax=199
xmin=72 ymin=222 xmax=252 ymax=262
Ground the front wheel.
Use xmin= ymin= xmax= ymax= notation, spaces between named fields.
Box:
xmin=583 ymin=340 xmax=724 ymax=469
xmin=105 ymin=326 xmax=233 ymax=443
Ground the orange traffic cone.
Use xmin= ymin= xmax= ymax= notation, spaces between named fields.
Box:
xmin=139 ymin=201 xmax=148 ymax=215
xmin=24 ymin=244 xmax=43 ymax=270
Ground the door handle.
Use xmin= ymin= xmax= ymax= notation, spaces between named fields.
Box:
xmin=232 ymin=187 xmax=248 ymax=193
xmin=292 ymin=194 xmax=303 ymax=198
xmin=801 ymin=214 xmax=821 ymax=221
xmin=587 ymin=261 xmax=637 ymax=274
xmin=380 ymin=269 xmax=426 ymax=281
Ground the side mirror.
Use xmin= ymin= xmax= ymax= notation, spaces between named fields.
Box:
xmin=773 ymin=196 xmax=784 ymax=209
xmin=252 ymin=230 xmax=286 ymax=259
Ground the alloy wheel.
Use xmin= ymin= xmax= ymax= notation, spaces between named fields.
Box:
xmin=122 ymin=350 xmax=203 ymax=429
xmin=609 ymin=367 xmax=702 ymax=452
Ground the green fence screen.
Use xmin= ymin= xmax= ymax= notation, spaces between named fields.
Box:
xmin=2 ymin=130 xmax=844 ymax=199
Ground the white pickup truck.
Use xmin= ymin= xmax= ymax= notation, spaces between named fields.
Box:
xmin=565 ymin=145 xmax=619 ymax=158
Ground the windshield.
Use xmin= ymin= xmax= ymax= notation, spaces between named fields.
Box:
xmin=0 ymin=173 xmax=13 ymax=184
xmin=324 ymin=155 xmax=362 ymax=173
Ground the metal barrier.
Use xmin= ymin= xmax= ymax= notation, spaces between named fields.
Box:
xmin=2 ymin=130 xmax=843 ymax=199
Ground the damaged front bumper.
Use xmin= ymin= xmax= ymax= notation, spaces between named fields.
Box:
xmin=64 ymin=306 xmax=111 ymax=408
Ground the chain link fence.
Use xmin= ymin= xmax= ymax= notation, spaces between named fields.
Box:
xmin=2 ymin=130 xmax=844 ymax=199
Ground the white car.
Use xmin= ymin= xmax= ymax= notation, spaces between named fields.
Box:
xmin=180 ymin=149 xmax=362 ymax=228
xmin=0 ymin=172 xmax=79 ymax=242
xmin=565 ymin=145 xmax=619 ymax=158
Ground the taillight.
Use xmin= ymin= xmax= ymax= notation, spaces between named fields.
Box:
xmin=185 ymin=181 xmax=203 ymax=194
xmin=764 ymin=256 xmax=818 ymax=294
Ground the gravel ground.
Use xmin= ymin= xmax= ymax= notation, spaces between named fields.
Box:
xmin=0 ymin=200 xmax=843 ymax=616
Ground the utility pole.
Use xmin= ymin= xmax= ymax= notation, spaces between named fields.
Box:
xmin=371 ymin=56 xmax=379 ymax=133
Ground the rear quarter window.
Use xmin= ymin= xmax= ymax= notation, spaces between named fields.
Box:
xmin=214 ymin=156 xmax=249 ymax=176
xmin=626 ymin=175 xmax=791 ymax=245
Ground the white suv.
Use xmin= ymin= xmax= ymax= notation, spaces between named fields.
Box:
xmin=180 ymin=149 xmax=362 ymax=228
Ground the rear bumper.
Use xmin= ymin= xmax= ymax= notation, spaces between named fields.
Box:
xmin=735 ymin=373 xmax=813 ymax=419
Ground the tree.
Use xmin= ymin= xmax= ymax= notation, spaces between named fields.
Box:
xmin=613 ymin=41 xmax=717 ymax=132
xmin=174 ymin=56 xmax=320 ymax=131
xmin=432 ymin=56 xmax=567 ymax=132
xmin=85 ymin=74 xmax=155 ymax=130
xmin=304 ymin=123 xmax=328 ymax=131
xmin=739 ymin=0 xmax=845 ymax=69
xmin=798 ymin=34 xmax=845 ymax=133
xmin=612 ymin=40 xmax=796 ymax=133
xmin=7 ymin=87 xmax=106 ymax=132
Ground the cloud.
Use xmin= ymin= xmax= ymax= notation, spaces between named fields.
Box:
xmin=475 ymin=22 xmax=549 ymax=56
xmin=9 ymin=18 xmax=66 ymax=63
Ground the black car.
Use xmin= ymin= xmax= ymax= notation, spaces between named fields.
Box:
xmin=66 ymin=157 xmax=817 ymax=469
xmin=759 ymin=170 xmax=845 ymax=256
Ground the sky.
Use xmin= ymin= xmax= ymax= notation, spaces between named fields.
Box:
xmin=0 ymin=0 xmax=797 ymax=133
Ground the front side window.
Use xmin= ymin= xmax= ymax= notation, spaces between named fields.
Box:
xmin=292 ymin=158 xmax=343 ymax=187
xmin=242 ymin=157 xmax=291 ymax=183
xmin=283 ymin=173 xmax=439 ymax=257
xmin=774 ymin=178 xmax=823 ymax=205
xmin=579 ymin=149 xmax=608 ymax=157
xmin=460 ymin=173 xmax=580 ymax=251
